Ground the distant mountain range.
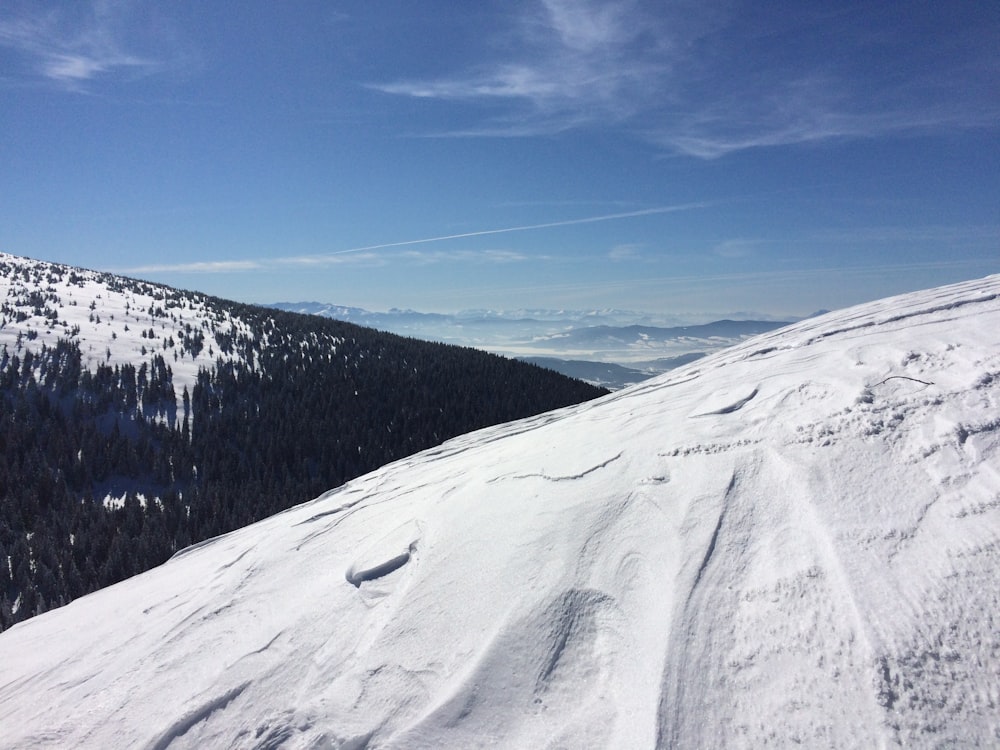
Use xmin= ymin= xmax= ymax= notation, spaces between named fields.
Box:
xmin=270 ymin=302 xmax=793 ymax=389
xmin=271 ymin=302 xmax=706 ymax=328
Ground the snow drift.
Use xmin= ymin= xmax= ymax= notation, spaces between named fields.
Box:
xmin=1 ymin=276 xmax=999 ymax=748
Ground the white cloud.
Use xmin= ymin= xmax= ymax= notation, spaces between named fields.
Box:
xmin=120 ymin=260 xmax=264 ymax=274
xmin=278 ymin=248 xmax=533 ymax=269
xmin=370 ymin=0 xmax=999 ymax=155
xmin=711 ymin=240 xmax=759 ymax=259
xmin=370 ymin=0 xmax=664 ymax=136
xmin=276 ymin=253 xmax=385 ymax=268
xmin=608 ymin=244 xmax=642 ymax=261
xmin=397 ymin=249 xmax=532 ymax=265
xmin=0 ymin=1 xmax=173 ymax=89
xmin=542 ymin=0 xmax=629 ymax=51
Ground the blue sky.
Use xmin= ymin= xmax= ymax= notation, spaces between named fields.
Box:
xmin=2 ymin=1 xmax=997 ymax=317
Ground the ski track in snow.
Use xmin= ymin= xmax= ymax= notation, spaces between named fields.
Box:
xmin=1 ymin=275 xmax=999 ymax=747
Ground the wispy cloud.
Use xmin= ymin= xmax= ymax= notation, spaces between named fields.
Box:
xmin=711 ymin=239 xmax=760 ymax=259
xmin=805 ymin=224 xmax=1000 ymax=246
xmin=370 ymin=0 xmax=665 ymax=136
xmin=608 ymin=244 xmax=642 ymax=261
xmin=370 ymin=0 xmax=999 ymax=156
xmin=437 ymin=259 xmax=999 ymax=302
xmin=273 ymin=248 xmax=535 ymax=269
xmin=396 ymin=249 xmax=532 ymax=265
xmin=118 ymin=249 xmax=529 ymax=276
xmin=119 ymin=260 xmax=265 ymax=274
xmin=0 ymin=1 xmax=177 ymax=89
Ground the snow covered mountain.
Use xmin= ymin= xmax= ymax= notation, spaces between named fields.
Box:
xmin=0 ymin=253 xmax=249 ymax=400
xmin=2 ymin=275 xmax=999 ymax=748
xmin=0 ymin=252 xmax=605 ymax=630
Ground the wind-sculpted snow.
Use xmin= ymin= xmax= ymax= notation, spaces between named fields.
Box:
xmin=1 ymin=276 xmax=999 ymax=748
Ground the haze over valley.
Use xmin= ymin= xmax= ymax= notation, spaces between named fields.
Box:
xmin=270 ymin=302 xmax=796 ymax=389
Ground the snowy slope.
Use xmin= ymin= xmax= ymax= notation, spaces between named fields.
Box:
xmin=1 ymin=276 xmax=999 ymax=748
xmin=0 ymin=252 xmax=256 ymax=400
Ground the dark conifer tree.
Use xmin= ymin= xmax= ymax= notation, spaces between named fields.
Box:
xmin=0 ymin=282 xmax=607 ymax=631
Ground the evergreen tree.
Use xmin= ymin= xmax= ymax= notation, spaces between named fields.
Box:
xmin=0 ymin=293 xmax=607 ymax=631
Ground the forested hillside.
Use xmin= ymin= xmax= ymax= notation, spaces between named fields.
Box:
xmin=0 ymin=254 xmax=607 ymax=630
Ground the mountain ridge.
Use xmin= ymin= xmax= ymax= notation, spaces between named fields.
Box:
xmin=1 ymin=274 xmax=997 ymax=747
xmin=0 ymin=252 xmax=606 ymax=630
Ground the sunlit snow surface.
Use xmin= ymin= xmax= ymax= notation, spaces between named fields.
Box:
xmin=2 ymin=276 xmax=999 ymax=748
xmin=0 ymin=252 xmax=257 ymax=400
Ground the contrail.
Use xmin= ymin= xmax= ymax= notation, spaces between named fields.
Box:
xmin=323 ymin=202 xmax=709 ymax=256
xmin=118 ymin=202 xmax=709 ymax=275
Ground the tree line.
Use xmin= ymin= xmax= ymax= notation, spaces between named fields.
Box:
xmin=0 ymin=304 xmax=606 ymax=629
